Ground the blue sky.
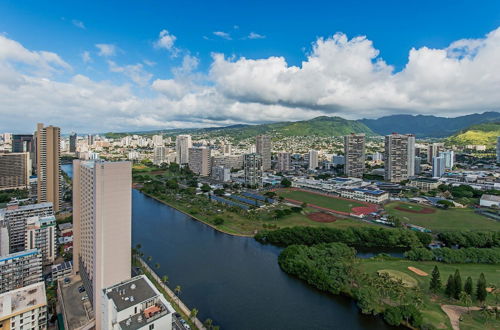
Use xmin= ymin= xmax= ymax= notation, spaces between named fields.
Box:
xmin=1 ymin=0 xmax=500 ymax=132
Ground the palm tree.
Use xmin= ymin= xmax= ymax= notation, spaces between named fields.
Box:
xmin=147 ymin=256 xmax=153 ymax=262
xmin=135 ymin=243 xmax=142 ymax=250
xmin=155 ymin=262 xmax=161 ymax=269
xmin=161 ymin=275 xmax=169 ymax=285
xmin=204 ymin=318 xmax=213 ymax=329
xmin=174 ymin=285 xmax=182 ymax=302
xmin=190 ymin=308 xmax=198 ymax=322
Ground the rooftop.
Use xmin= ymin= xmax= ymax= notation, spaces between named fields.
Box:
xmin=59 ymin=275 xmax=95 ymax=329
xmin=58 ymin=222 xmax=73 ymax=231
xmin=481 ymin=194 xmax=500 ymax=202
xmin=0 ymin=282 xmax=46 ymax=318
xmin=0 ymin=249 xmax=40 ymax=263
xmin=105 ymin=276 xmax=158 ymax=312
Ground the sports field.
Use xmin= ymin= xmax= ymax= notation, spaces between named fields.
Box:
xmin=276 ymin=189 xmax=368 ymax=213
xmin=384 ymin=201 xmax=500 ymax=232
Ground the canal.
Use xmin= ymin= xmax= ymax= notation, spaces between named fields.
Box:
xmin=62 ymin=164 xmax=394 ymax=330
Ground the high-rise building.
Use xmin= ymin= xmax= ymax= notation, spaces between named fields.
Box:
xmin=36 ymin=124 xmax=61 ymax=212
xmin=175 ymin=135 xmax=192 ymax=164
xmin=69 ymin=133 xmax=77 ymax=153
xmin=384 ymin=133 xmax=415 ymax=182
xmin=12 ymin=134 xmax=34 ymax=154
xmin=0 ymin=153 xmax=30 ymax=191
xmin=211 ymin=165 xmax=231 ymax=182
xmin=256 ymin=135 xmax=272 ymax=171
xmin=244 ymin=153 xmax=263 ymax=187
xmin=152 ymin=134 xmax=164 ymax=146
xmin=344 ymin=133 xmax=365 ymax=178
xmin=101 ymin=275 xmax=174 ymax=330
xmin=73 ymin=160 xmax=132 ymax=328
xmin=414 ymin=156 xmax=422 ymax=175
xmin=427 ymin=142 xmax=444 ymax=164
xmin=308 ymin=150 xmax=319 ymax=170
xmin=0 ymin=249 xmax=43 ymax=294
xmin=87 ymin=134 xmax=94 ymax=146
xmin=0 ymin=202 xmax=53 ymax=253
xmin=432 ymin=156 xmax=446 ymax=178
xmin=25 ymin=215 xmax=56 ymax=265
xmin=153 ymin=146 xmax=167 ymax=165
xmin=0 ymin=281 xmax=47 ymax=330
xmin=276 ymin=152 xmax=291 ymax=172
xmin=439 ymin=150 xmax=455 ymax=169
xmin=211 ymin=155 xmax=244 ymax=170
xmin=188 ymin=147 xmax=211 ymax=176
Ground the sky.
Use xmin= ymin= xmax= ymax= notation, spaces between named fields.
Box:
xmin=1 ymin=0 xmax=500 ymax=133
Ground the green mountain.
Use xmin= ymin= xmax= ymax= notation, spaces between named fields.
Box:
xmin=446 ymin=122 xmax=500 ymax=147
xmin=360 ymin=111 xmax=500 ymax=138
xmin=107 ymin=116 xmax=375 ymax=140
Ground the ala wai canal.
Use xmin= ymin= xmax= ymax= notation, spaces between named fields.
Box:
xmin=62 ymin=164 xmax=396 ymax=330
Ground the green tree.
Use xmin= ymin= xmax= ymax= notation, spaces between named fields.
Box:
xmin=459 ymin=291 xmax=472 ymax=314
xmin=147 ymin=256 xmax=153 ymax=262
xmin=155 ymin=262 xmax=161 ymax=269
xmin=201 ymin=184 xmax=211 ymax=193
xmin=174 ymin=285 xmax=182 ymax=302
xmin=464 ymin=276 xmax=473 ymax=296
xmin=429 ymin=266 xmax=441 ymax=293
xmin=445 ymin=274 xmax=455 ymax=298
xmin=453 ymin=269 xmax=462 ymax=299
xmin=281 ymin=178 xmax=292 ymax=187
xmin=383 ymin=306 xmax=403 ymax=326
xmin=161 ymin=275 xmax=169 ymax=285
xmin=204 ymin=318 xmax=213 ymax=329
xmin=190 ymin=308 xmax=198 ymax=322
xmin=476 ymin=273 xmax=488 ymax=303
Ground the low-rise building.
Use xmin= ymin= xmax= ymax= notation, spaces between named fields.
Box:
xmin=340 ymin=188 xmax=389 ymax=204
xmin=408 ymin=178 xmax=441 ymax=192
xmin=480 ymin=194 xmax=500 ymax=208
xmin=51 ymin=261 xmax=73 ymax=281
xmin=0 ymin=281 xmax=47 ymax=330
xmin=101 ymin=275 xmax=174 ymax=330
xmin=0 ymin=249 xmax=43 ymax=294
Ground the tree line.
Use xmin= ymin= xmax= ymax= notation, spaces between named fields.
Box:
xmin=438 ymin=231 xmax=500 ymax=248
xmin=405 ymin=247 xmax=500 ymax=264
xmin=255 ymin=226 xmax=430 ymax=248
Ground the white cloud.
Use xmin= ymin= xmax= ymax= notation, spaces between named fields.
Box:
xmin=72 ymin=19 xmax=86 ymax=29
xmin=107 ymin=60 xmax=153 ymax=86
xmin=95 ymin=43 xmax=116 ymax=57
xmin=1 ymin=28 xmax=500 ymax=133
xmin=81 ymin=51 xmax=91 ymax=63
xmin=155 ymin=29 xmax=178 ymax=55
xmin=213 ymin=31 xmax=231 ymax=40
xmin=248 ymin=32 xmax=265 ymax=39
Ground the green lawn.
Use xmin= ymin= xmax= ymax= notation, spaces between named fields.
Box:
xmin=361 ymin=258 xmax=500 ymax=329
xmin=276 ymin=189 xmax=365 ymax=212
xmin=384 ymin=202 xmax=500 ymax=232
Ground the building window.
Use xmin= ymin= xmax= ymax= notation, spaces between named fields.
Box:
xmin=149 ymin=324 xmax=155 ymax=330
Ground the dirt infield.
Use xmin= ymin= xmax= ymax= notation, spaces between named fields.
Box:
xmin=395 ymin=206 xmax=436 ymax=214
xmin=351 ymin=205 xmax=379 ymax=216
xmin=307 ymin=212 xmax=337 ymax=223
xmin=408 ymin=266 xmax=428 ymax=276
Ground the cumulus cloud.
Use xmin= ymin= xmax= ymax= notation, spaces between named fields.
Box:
xmin=1 ymin=28 xmax=500 ymax=133
xmin=213 ymin=31 xmax=231 ymax=40
xmin=248 ymin=32 xmax=265 ymax=39
xmin=72 ymin=19 xmax=85 ymax=29
xmin=155 ymin=29 xmax=178 ymax=55
xmin=95 ymin=43 xmax=116 ymax=57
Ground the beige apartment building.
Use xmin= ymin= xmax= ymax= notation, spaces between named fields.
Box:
xmin=188 ymin=147 xmax=211 ymax=176
xmin=0 ymin=152 xmax=30 ymax=191
xmin=72 ymin=160 xmax=132 ymax=329
xmin=36 ymin=124 xmax=61 ymax=212
xmin=344 ymin=133 xmax=366 ymax=178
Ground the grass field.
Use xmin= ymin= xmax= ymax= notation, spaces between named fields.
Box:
xmin=361 ymin=258 xmax=500 ymax=329
xmin=384 ymin=202 xmax=500 ymax=232
xmin=276 ymin=189 xmax=366 ymax=213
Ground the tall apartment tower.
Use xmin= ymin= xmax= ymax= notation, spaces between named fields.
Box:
xmin=384 ymin=134 xmax=415 ymax=183
xmin=153 ymin=146 xmax=167 ymax=166
xmin=427 ymin=142 xmax=444 ymax=164
xmin=344 ymin=133 xmax=366 ymax=178
xmin=276 ymin=152 xmax=291 ymax=172
xmin=244 ymin=153 xmax=263 ymax=187
xmin=175 ymin=135 xmax=192 ymax=164
xmin=432 ymin=156 xmax=446 ymax=178
xmin=308 ymin=150 xmax=319 ymax=170
xmin=0 ymin=153 xmax=30 ymax=191
xmin=73 ymin=160 xmax=131 ymax=328
xmin=25 ymin=215 xmax=56 ymax=265
xmin=188 ymin=147 xmax=211 ymax=176
xmin=36 ymin=124 xmax=61 ymax=212
xmin=256 ymin=135 xmax=272 ymax=171
xmin=439 ymin=150 xmax=455 ymax=169
xmin=69 ymin=133 xmax=77 ymax=153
